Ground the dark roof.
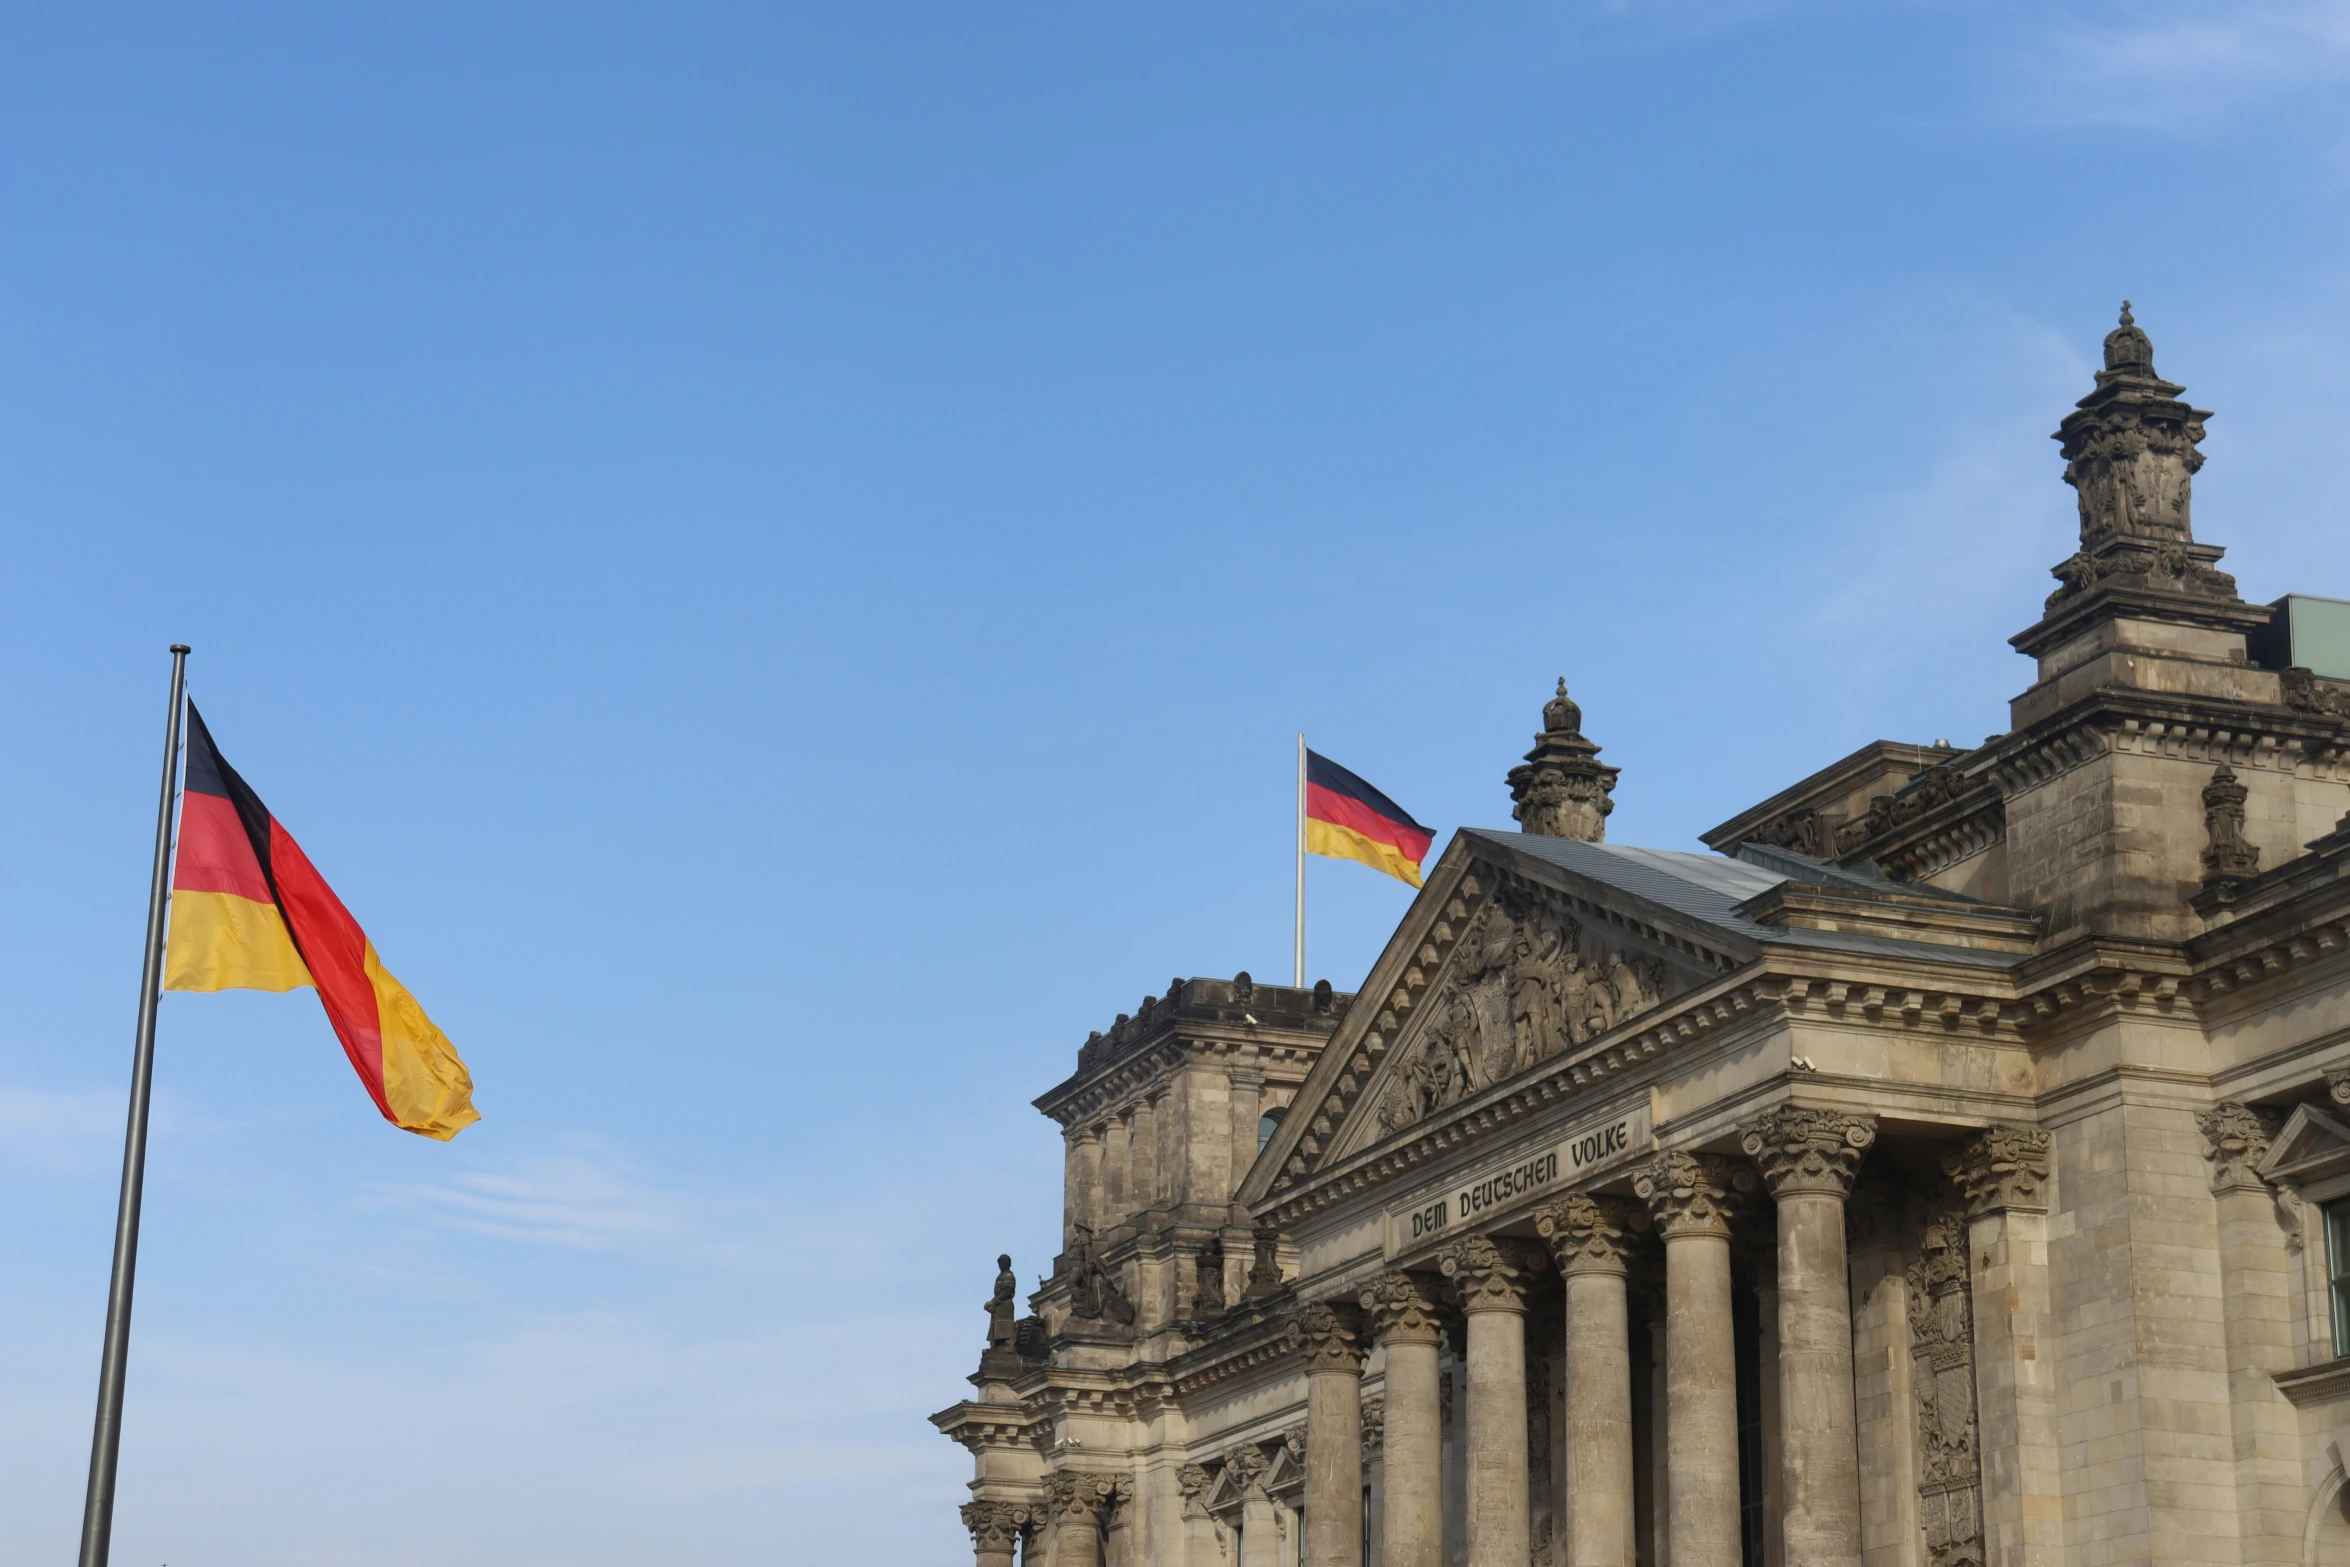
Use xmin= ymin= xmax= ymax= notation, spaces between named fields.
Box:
xmin=1459 ymin=828 xmax=2026 ymax=971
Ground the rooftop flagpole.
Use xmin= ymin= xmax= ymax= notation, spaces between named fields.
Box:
xmin=1294 ymin=734 xmax=1305 ymax=988
xmin=78 ymin=643 xmax=189 ymax=1567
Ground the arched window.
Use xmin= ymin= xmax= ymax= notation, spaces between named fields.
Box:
xmin=1257 ymin=1105 xmax=1287 ymax=1152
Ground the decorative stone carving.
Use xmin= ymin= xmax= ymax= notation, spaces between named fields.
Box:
xmin=2198 ymin=1101 xmax=2284 ymax=1195
xmin=2201 ymin=765 xmax=2262 ymax=885
xmin=1243 ymin=1219 xmax=1285 ymax=1298
xmin=1633 ymin=1150 xmax=1756 ymax=1239
xmin=2331 ymin=1067 xmax=2350 ymax=1108
xmin=1376 ymin=884 xmax=1677 ymax=1134
xmin=1360 ymin=1270 xmax=1446 ymax=1344
xmin=1437 ymin=1234 xmax=1540 ymax=1311
xmin=1507 ymin=678 xmax=1619 ymax=841
xmin=1224 ymin=1443 xmax=1270 ymax=1500
xmin=1190 ymin=1237 xmax=1226 ymax=1316
xmin=1065 ymin=1223 xmax=1137 ymax=1328
xmin=1288 ymin=1299 xmax=1367 ymax=1372
xmin=1906 ymin=1207 xmax=1983 ymax=1567
xmin=1360 ymin=1397 xmax=1384 ymax=1457
xmin=2043 ymin=305 xmax=2243 ymax=615
xmin=1282 ymin=1423 xmax=1308 ymax=1461
xmin=1177 ymin=1463 xmax=1214 ymax=1517
xmin=961 ymin=1499 xmax=1033 ymax=1552
xmin=1739 ymin=1107 xmax=1877 ymax=1197
xmin=2284 ymin=667 xmax=2350 ymax=721
xmin=1746 ymin=804 xmax=1839 ymax=859
xmin=1942 ymin=1125 xmax=2052 ymax=1218
xmin=1836 ymin=763 xmax=1989 ymax=856
xmin=1047 ymin=1470 xmax=1124 ymax=1525
xmin=1232 ymin=970 xmax=1255 ymax=1004
xmin=1531 ymin=1192 xmax=1648 ymax=1275
xmin=978 ymin=1253 xmax=1021 ymax=1373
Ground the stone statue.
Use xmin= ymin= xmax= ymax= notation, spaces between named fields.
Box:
xmin=985 ymin=1253 xmax=1018 ymax=1352
xmin=1066 ymin=1223 xmax=1136 ymax=1328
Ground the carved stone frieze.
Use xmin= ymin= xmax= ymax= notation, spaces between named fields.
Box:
xmin=1633 ymin=1151 xmax=1755 ymax=1239
xmin=2200 ymin=765 xmax=2261 ymax=885
xmin=2197 ymin=1101 xmax=2284 ymax=1195
xmin=1361 ymin=1270 xmax=1446 ymax=1345
xmin=1942 ymin=1126 xmax=2051 ymax=1218
xmin=961 ymin=1499 xmax=1034 ymax=1551
xmin=1906 ymin=1207 xmax=1983 ymax=1567
xmin=1531 ymin=1192 xmax=1648 ymax=1276
xmin=1437 ymin=1235 xmax=1541 ymax=1312
xmin=2284 ymin=667 xmax=2350 ymax=721
xmin=1836 ymin=763 xmax=1991 ymax=857
xmin=1288 ymin=1300 xmax=1367 ymax=1373
xmin=1740 ymin=1107 xmax=1877 ymax=1198
xmin=1375 ymin=882 xmax=1678 ymax=1136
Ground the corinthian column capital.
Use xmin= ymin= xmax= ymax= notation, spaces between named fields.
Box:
xmin=1359 ymin=1269 xmax=1446 ymax=1345
xmin=1633 ymin=1150 xmax=1755 ymax=1239
xmin=1437 ymin=1234 xmax=1542 ymax=1312
xmin=1046 ymin=1470 xmax=1124 ymax=1525
xmin=1287 ymin=1299 xmax=1367 ymax=1373
xmin=1942 ymin=1124 xmax=2052 ymax=1217
xmin=2197 ymin=1101 xmax=2283 ymax=1194
xmin=1739 ymin=1106 xmax=1876 ymax=1198
xmin=961 ymin=1500 xmax=1033 ymax=1551
xmin=1532 ymin=1192 xmax=1649 ymax=1276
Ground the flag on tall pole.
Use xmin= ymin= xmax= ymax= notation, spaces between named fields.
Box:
xmin=165 ymin=703 xmax=478 ymax=1139
xmin=1294 ymin=741 xmax=1435 ymax=984
xmin=80 ymin=658 xmax=479 ymax=1567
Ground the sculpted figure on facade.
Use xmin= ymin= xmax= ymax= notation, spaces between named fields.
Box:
xmin=1907 ymin=1207 xmax=1984 ymax=1567
xmin=1376 ymin=886 xmax=1676 ymax=1135
xmin=1065 ymin=1223 xmax=1137 ymax=1328
xmin=1190 ymin=1236 xmax=1226 ymax=1316
xmin=2201 ymin=764 xmax=2261 ymax=885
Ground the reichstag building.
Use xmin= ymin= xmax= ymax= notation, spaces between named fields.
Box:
xmin=933 ymin=309 xmax=2350 ymax=1567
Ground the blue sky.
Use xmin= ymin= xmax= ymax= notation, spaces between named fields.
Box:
xmin=5 ymin=3 xmax=2350 ymax=1562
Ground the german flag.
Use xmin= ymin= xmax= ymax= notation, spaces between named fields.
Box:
xmin=163 ymin=705 xmax=479 ymax=1140
xmin=1306 ymin=750 xmax=1435 ymax=888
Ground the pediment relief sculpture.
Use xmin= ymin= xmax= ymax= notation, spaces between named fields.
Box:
xmin=1374 ymin=885 xmax=1683 ymax=1136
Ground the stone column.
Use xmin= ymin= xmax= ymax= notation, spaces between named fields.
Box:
xmin=1362 ymin=1270 xmax=1447 ymax=1567
xmin=1049 ymin=1471 xmax=1121 ymax=1567
xmin=1741 ymin=1107 xmax=1875 ymax=1567
xmin=1535 ymin=1193 xmax=1646 ymax=1567
xmin=1439 ymin=1236 xmax=1541 ymax=1567
xmin=2197 ymin=1103 xmax=2304 ymax=1567
xmin=1291 ymin=1302 xmax=1368 ymax=1567
xmin=1103 ymin=1115 xmax=1132 ymax=1218
xmin=1942 ymin=1126 xmax=2060 ymax=1567
xmin=1075 ymin=1126 xmax=1104 ymax=1236
xmin=1130 ymin=1098 xmax=1157 ymax=1212
xmin=1634 ymin=1150 xmax=1754 ymax=1567
xmin=961 ymin=1499 xmax=1032 ymax=1567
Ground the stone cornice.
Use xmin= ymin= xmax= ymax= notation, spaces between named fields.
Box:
xmin=1980 ymin=691 xmax=2350 ymax=804
xmin=931 ymin=1398 xmax=1048 ymax=1453
xmin=2273 ymin=1356 xmax=2350 ymax=1409
xmin=1039 ymin=1031 xmax=1330 ymax=1129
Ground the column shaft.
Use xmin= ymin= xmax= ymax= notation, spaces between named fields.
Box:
xmin=1563 ymin=1268 xmax=1634 ymax=1567
xmin=1636 ymin=1151 xmax=1753 ymax=1567
xmin=1463 ymin=1305 xmax=1528 ymax=1567
xmin=1775 ymin=1189 xmax=1860 ymax=1567
xmin=1294 ymin=1301 xmax=1368 ymax=1567
xmin=1362 ymin=1273 xmax=1446 ymax=1567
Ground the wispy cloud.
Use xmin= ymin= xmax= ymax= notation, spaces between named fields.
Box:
xmin=2001 ymin=1 xmax=2350 ymax=129
xmin=0 ymin=1084 xmax=125 ymax=1170
xmin=363 ymin=1146 xmax=693 ymax=1251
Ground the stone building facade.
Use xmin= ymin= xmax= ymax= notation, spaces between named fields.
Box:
xmin=932 ymin=310 xmax=2350 ymax=1567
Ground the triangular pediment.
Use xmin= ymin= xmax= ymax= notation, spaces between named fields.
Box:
xmin=1241 ymin=830 xmax=1759 ymax=1204
xmin=2261 ymin=1103 xmax=2350 ymax=1185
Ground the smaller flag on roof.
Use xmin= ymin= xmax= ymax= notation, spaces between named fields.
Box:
xmin=1304 ymin=750 xmax=1434 ymax=888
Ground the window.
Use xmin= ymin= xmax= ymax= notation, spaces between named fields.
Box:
xmin=1258 ymin=1106 xmax=1286 ymax=1152
xmin=2328 ymin=1199 xmax=2350 ymax=1357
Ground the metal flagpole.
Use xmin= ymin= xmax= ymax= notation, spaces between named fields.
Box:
xmin=1294 ymin=733 xmax=1305 ymax=988
xmin=78 ymin=643 xmax=189 ymax=1567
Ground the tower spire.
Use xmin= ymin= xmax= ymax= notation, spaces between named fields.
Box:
xmin=1507 ymin=678 xmax=1618 ymax=841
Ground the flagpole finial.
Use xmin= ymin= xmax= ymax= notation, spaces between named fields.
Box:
xmin=169 ymin=643 xmax=190 ymax=655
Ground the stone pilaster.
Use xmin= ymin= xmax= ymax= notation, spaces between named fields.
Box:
xmin=1942 ymin=1126 xmax=2059 ymax=1567
xmin=1634 ymin=1150 xmax=1755 ymax=1567
xmin=1439 ymin=1236 xmax=1541 ymax=1567
xmin=1535 ymin=1193 xmax=1646 ymax=1567
xmin=1291 ymin=1301 xmax=1368 ymax=1567
xmin=961 ymin=1499 xmax=1033 ymax=1567
xmin=1229 ymin=1445 xmax=1281 ymax=1567
xmin=1362 ymin=1270 xmax=1447 ymax=1567
xmin=1742 ymin=1107 xmax=1875 ymax=1567
xmin=2197 ymin=1102 xmax=2303 ymax=1567
xmin=1048 ymin=1470 xmax=1123 ymax=1567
